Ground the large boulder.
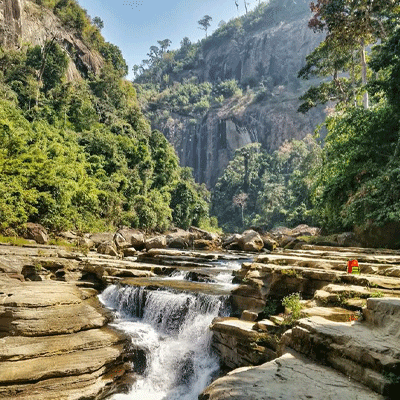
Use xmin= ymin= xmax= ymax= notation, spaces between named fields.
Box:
xmin=222 ymin=234 xmax=242 ymax=250
xmin=145 ymin=236 xmax=167 ymax=250
xmin=113 ymin=231 xmax=131 ymax=250
xmin=97 ymin=242 xmax=118 ymax=257
xmin=189 ymin=226 xmax=220 ymax=241
xmin=123 ymin=247 xmax=137 ymax=257
xmin=270 ymin=225 xmax=321 ymax=243
xmin=130 ymin=230 xmax=146 ymax=250
xmin=261 ymin=234 xmax=278 ymax=251
xmin=59 ymin=231 xmax=78 ymax=241
xmin=193 ymin=239 xmax=216 ymax=250
xmin=166 ymin=230 xmax=194 ymax=249
xmin=290 ymin=224 xmax=321 ymax=237
xmin=238 ymin=230 xmax=264 ymax=252
xmin=89 ymin=232 xmax=114 ymax=246
xmin=354 ymin=222 xmax=400 ymax=249
xmin=24 ymin=223 xmax=48 ymax=244
xmin=75 ymin=237 xmax=95 ymax=250
xmin=337 ymin=232 xmax=361 ymax=247
xmin=113 ymin=228 xmax=146 ymax=250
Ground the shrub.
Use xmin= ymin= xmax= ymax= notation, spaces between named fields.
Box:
xmin=282 ymin=292 xmax=303 ymax=321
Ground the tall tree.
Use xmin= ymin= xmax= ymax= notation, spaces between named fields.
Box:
xmin=92 ymin=16 xmax=104 ymax=30
xmin=198 ymin=15 xmax=212 ymax=38
xmin=301 ymin=0 xmax=400 ymax=111
xmin=157 ymin=39 xmax=172 ymax=54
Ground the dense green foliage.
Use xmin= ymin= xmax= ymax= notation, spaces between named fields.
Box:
xmin=212 ymin=138 xmax=321 ymax=232
xmin=130 ymin=0 xmax=400 ymax=239
xmin=297 ymin=1 xmax=400 ymax=235
xmin=0 ymin=2 xmax=214 ymax=233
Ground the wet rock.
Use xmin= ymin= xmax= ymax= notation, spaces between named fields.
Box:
xmin=176 ymin=351 xmax=195 ymax=386
xmin=132 ymin=348 xmax=147 ymax=375
xmin=186 ymin=271 xmax=214 ymax=283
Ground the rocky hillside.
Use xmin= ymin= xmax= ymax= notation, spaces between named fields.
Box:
xmin=137 ymin=0 xmax=325 ymax=187
xmin=0 ymin=0 xmax=102 ymax=79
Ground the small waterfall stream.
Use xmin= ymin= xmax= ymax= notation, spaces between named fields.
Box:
xmin=99 ymin=259 xmax=245 ymax=399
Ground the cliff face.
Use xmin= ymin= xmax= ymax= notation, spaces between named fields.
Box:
xmin=0 ymin=0 xmax=103 ymax=80
xmin=151 ymin=5 xmax=325 ymax=187
xmin=0 ymin=0 xmax=23 ymax=46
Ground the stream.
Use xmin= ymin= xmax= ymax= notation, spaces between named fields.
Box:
xmin=99 ymin=259 xmax=245 ymax=400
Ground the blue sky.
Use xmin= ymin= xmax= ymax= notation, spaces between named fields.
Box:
xmin=76 ymin=0 xmax=263 ymax=79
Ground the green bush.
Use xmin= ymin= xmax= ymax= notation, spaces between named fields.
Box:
xmin=282 ymin=292 xmax=303 ymax=322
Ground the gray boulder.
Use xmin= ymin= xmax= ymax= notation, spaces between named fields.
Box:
xmin=238 ymin=230 xmax=264 ymax=252
xmin=97 ymin=242 xmax=118 ymax=257
xmin=25 ymin=223 xmax=48 ymax=244
xmin=145 ymin=236 xmax=167 ymax=250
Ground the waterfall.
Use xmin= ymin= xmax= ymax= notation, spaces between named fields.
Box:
xmin=100 ymin=285 xmax=230 ymax=400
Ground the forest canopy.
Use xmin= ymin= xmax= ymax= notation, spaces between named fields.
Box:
xmin=0 ymin=1 xmax=215 ymax=233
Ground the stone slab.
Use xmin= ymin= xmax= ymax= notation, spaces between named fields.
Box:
xmin=199 ymin=351 xmax=384 ymax=400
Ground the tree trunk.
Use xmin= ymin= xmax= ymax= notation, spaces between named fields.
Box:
xmin=360 ymin=38 xmax=369 ymax=109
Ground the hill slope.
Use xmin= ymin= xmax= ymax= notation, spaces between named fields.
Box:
xmin=0 ymin=0 xmax=214 ymax=233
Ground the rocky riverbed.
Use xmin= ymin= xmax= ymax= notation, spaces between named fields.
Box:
xmin=1 ymin=230 xmax=400 ymax=399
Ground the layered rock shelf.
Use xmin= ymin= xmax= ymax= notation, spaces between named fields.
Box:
xmin=0 ymin=239 xmax=251 ymax=399
xmin=199 ymin=350 xmax=385 ymax=400
xmin=2 ymin=238 xmax=400 ymax=399
xmin=201 ymin=246 xmax=400 ymax=399
xmin=0 ymin=271 xmax=131 ymax=399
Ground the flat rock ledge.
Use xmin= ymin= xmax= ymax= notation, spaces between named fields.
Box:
xmin=199 ymin=351 xmax=384 ymax=400
xmin=0 ymin=277 xmax=130 ymax=400
xmin=204 ymin=247 xmax=400 ymax=400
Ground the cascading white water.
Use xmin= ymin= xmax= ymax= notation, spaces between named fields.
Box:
xmin=100 ymin=285 xmax=230 ymax=400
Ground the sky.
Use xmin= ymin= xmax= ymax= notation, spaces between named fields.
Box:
xmin=76 ymin=0 xmax=263 ymax=79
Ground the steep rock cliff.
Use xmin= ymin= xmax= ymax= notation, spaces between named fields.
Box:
xmin=0 ymin=0 xmax=103 ymax=80
xmin=149 ymin=2 xmax=325 ymax=187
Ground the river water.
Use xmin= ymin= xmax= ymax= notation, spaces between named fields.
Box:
xmin=99 ymin=260 xmax=244 ymax=400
